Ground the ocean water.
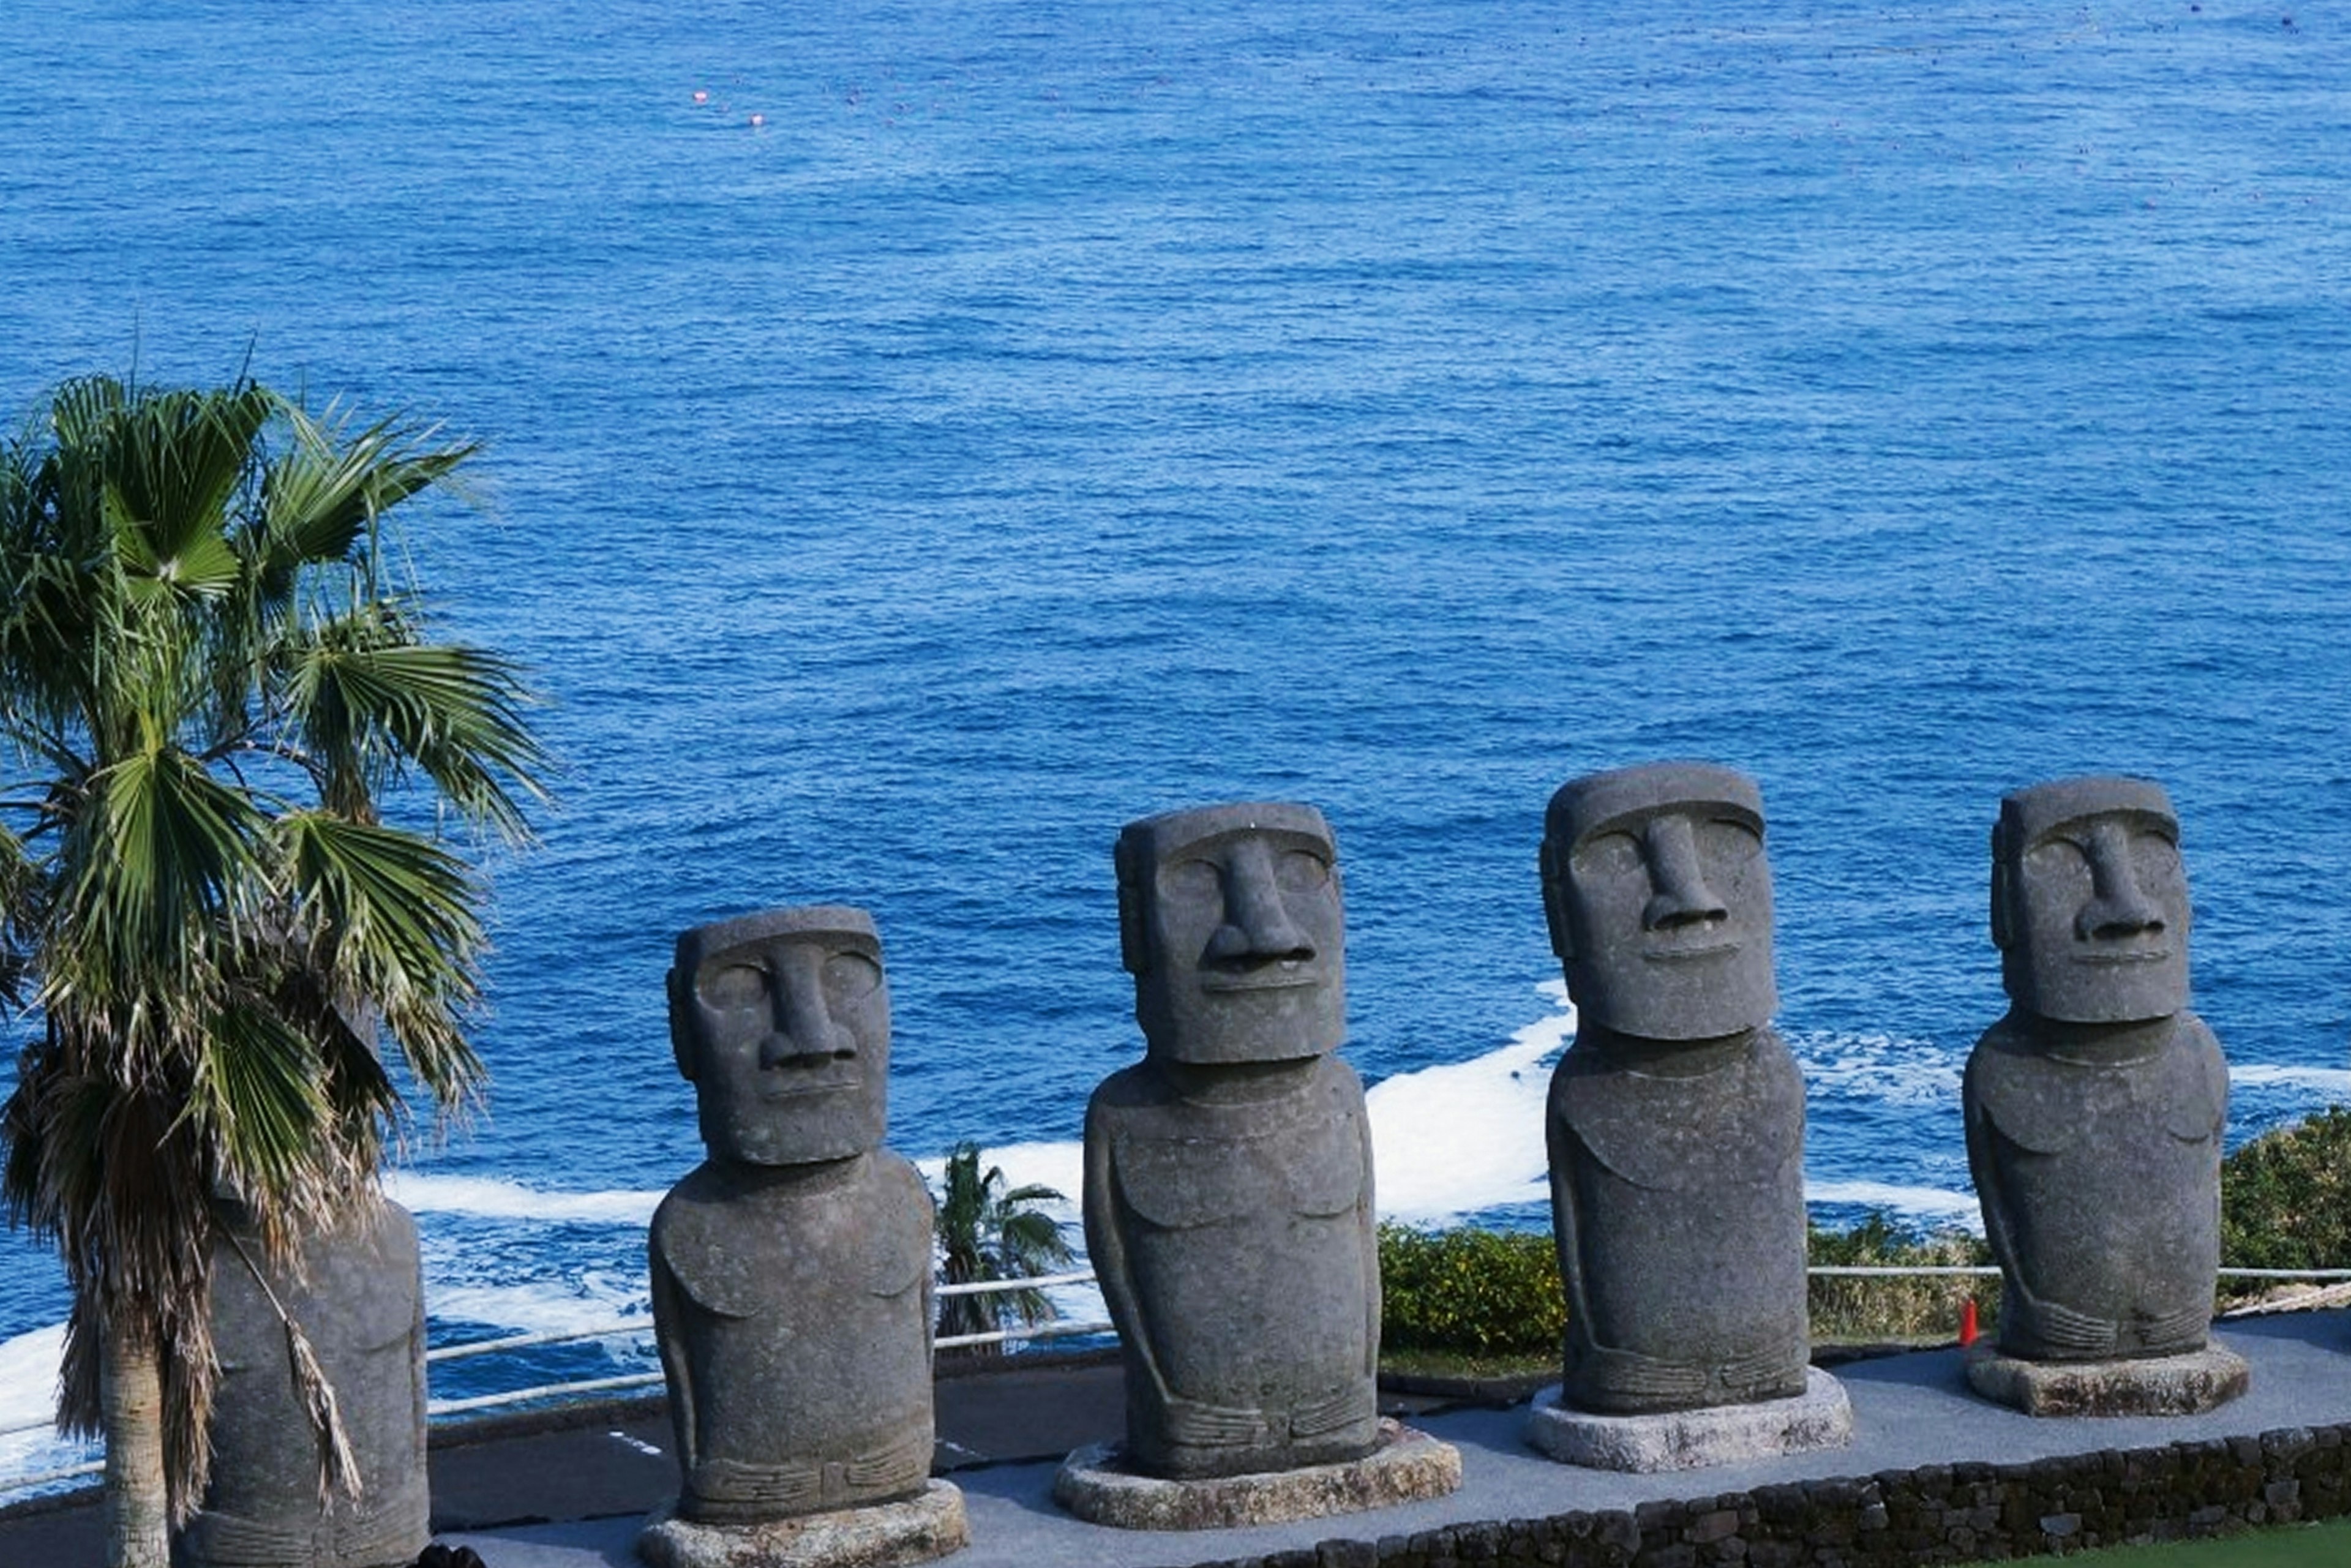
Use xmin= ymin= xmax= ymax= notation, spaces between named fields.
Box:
xmin=4 ymin=0 xmax=2350 ymax=1485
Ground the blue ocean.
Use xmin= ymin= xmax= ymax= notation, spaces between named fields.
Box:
xmin=4 ymin=0 xmax=2349 ymax=1487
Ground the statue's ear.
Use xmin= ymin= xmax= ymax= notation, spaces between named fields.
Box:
xmin=1114 ymin=838 xmax=1149 ymax=977
xmin=1988 ymin=825 xmax=2013 ymax=950
xmin=668 ymin=966 xmax=697 ymax=1080
xmin=1539 ymin=838 xmax=1573 ymax=960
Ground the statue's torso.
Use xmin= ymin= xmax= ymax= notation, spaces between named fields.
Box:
xmin=1965 ymin=1014 xmax=2227 ymax=1360
xmin=181 ymin=1201 xmax=428 ymax=1568
xmin=651 ymin=1151 xmax=935 ymax=1521
xmin=1087 ymin=1054 xmax=1379 ymax=1476
xmin=1547 ymin=1028 xmax=1809 ymax=1413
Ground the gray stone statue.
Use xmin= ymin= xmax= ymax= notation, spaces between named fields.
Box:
xmin=1537 ymin=762 xmax=1812 ymax=1418
xmin=178 ymin=1197 xmax=429 ymax=1568
xmin=1083 ymin=802 xmax=1381 ymax=1481
xmin=1966 ymin=776 xmax=2231 ymax=1375
xmin=644 ymin=907 xmax=963 ymax=1562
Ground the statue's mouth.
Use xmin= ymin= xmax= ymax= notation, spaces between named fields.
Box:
xmin=1202 ymin=960 xmax=1320 ymax=993
xmin=2074 ymin=948 xmax=2171 ymax=966
xmin=1643 ymin=940 xmax=1739 ymax=963
xmin=756 ymin=1054 xmax=861 ymax=1097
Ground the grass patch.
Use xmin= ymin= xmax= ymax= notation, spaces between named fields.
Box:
xmin=2061 ymin=1515 xmax=2351 ymax=1566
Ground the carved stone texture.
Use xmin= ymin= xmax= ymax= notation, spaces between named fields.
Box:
xmin=637 ymin=1480 xmax=969 ymax=1568
xmin=1538 ymin=763 xmax=1811 ymax=1419
xmin=179 ymin=1198 xmax=428 ymax=1568
xmin=1114 ymin=801 xmax=1346 ymax=1065
xmin=1524 ymin=1366 xmax=1853 ymax=1473
xmin=650 ymin=907 xmax=944 ymax=1538
xmin=1086 ymin=802 xmax=1381 ymax=1483
xmin=1965 ymin=1341 xmax=2251 ymax=1417
xmin=1053 ymin=1420 xmax=1461 ymax=1531
xmin=1967 ymin=777 xmax=2230 ymax=1373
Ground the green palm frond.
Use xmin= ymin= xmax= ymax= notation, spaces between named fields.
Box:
xmin=259 ymin=399 xmax=476 ymax=586
xmin=933 ymin=1142 xmax=1076 ymax=1348
xmin=51 ymin=743 xmax=266 ymax=991
xmin=0 ymin=370 xmax=546 ymax=1531
xmin=181 ymin=1001 xmax=336 ymax=1201
xmin=282 ymin=620 xmax=547 ymax=839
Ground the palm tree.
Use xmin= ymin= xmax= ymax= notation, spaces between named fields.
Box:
xmin=932 ymin=1142 xmax=1075 ymax=1357
xmin=0 ymin=373 xmax=546 ymax=1568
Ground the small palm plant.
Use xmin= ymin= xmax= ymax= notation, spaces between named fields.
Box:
xmin=932 ymin=1142 xmax=1074 ymax=1357
xmin=0 ymin=373 xmax=546 ymax=1568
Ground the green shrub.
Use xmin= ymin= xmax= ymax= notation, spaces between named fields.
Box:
xmin=1378 ymin=1222 xmax=1565 ymax=1357
xmin=2222 ymin=1107 xmax=2351 ymax=1292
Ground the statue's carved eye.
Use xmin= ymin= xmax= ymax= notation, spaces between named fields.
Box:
xmin=699 ymin=962 xmax=768 ymax=1009
xmin=1277 ymin=849 xmax=1330 ymax=895
xmin=1697 ymin=818 xmax=1762 ymax=865
xmin=822 ymin=950 xmax=883 ymax=1004
xmin=1160 ymin=859 xmax=1222 ymax=906
xmin=2131 ymin=830 xmax=2183 ymax=889
xmin=2024 ymin=836 xmax=2091 ymax=883
xmin=1573 ymin=831 xmax=1643 ymax=879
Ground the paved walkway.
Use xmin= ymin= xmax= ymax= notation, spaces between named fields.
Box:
xmin=8 ymin=1315 xmax=2350 ymax=1568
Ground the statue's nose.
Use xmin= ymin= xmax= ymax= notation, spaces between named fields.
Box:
xmin=1641 ymin=815 xmax=1730 ymax=932
xmin=1202 ymin=838 xmax=1316 ymax=966
xmin=761 ymin=948 xmax=857 ymax=1062
xmin=2075 ymin=820 xmax=2165 ymax=940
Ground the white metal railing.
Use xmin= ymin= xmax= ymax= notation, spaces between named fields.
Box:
xmin=0 ymin=1272 xmax=1110 ymax=1497
xmin=12 ymin=1262 xmax=2351 ymax=1498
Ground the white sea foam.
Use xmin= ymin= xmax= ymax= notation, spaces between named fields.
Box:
xmin=1364 ymin=979 xmax=1573 ymax=1221
xmin=1805 ymin=1180 xmax=1983 ymax=1232
xmin=0 ymin=1323 xmax=88 ymax=1497
xmin=383 ymin=1171 xmax=664 ymax=1226
xmin=1789 ymin=1031 xmax=1964 ymax=1106
xmin=0 ymin=1323 xmax=64 ymax=1435
xmin=2230 ymin=1064 xmax=2351 ymax=1098
xmin=429 ymin=1274 xmax=653 ymax=1341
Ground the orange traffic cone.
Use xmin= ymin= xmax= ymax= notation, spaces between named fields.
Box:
xmin=1959 ymin=1298 xmax=1981 ymax=1348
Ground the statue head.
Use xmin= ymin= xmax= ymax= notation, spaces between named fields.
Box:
xmin=1992 ymin=775 xmax=2188 ymax=1025
xmin=1115 ymin=801 xmax=1346 ymax=1065
xmin=667 ymin=906 xmax=890 ymax=1166
xmin=1540 ymin=762 xmax=1777 ymax=1040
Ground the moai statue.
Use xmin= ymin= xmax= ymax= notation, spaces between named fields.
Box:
xmin=1060 ymin=803 xmax=1458 ymax=1529
xmin=178 ymin=1198 xmax=429 ymax=1568
xmin=642 ymin=906 xmax=966 ymax=1566
xmin=1528 ymin=762 xmax=1847 ymax=1471
xmin=1964 ymin=776 xmax=2242 ymax=1415
xmin=1086 ymin=802 xmax=1376 ymax=1480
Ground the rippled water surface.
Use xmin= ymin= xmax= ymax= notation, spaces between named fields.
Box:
xmin=4 ymin=0 xmax=2348 ymax=1479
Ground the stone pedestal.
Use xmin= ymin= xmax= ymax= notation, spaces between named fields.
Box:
xmin=1524 ymin=1367 xmax=1853 ymax=1472
xmin=637 ymin=1481 xmax=967 ymax=1568
xmin=1965 ymin=1342 xmax=2251 ymax=1417
xmin=1053 ymin=1419 xmax=1461 ymax=1531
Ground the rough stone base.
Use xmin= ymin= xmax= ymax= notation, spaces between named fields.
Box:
xmin=1052 ymin=1419 xmax=1461 ymax=1531
xmin=1523 ymin=1366 xmax=1854 ymax=1472
xmin=636 ymin=1480 xmax=968 ymax=1568
xmin=1965 ymin=1341 xmax=2251 ymax=1417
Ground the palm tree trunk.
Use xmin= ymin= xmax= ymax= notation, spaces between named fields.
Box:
xmin=100 ymin=1313 xmax=171 ymax=1568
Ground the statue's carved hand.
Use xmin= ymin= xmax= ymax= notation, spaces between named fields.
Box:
xmin=1291 ymin=1382 xmax=1377 ymax=1437
xmin=690 ymin=1457 xmax=823 ymax=1513
xmin=1720 ymin=1346 xmax=1805 ymax=1398
xmin=2135 ymin=1303 xmax=2210 ymax=1356
xmin=1160 ymin=1397 xmax=1274 ymax=1449
xmin=2025 ymin=1297 xmax=2120 ymax=1356
xmin=1576 ymin=1345 xmax=1711 ymax=1400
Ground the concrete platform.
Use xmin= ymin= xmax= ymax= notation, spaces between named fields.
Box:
xmin=7 ymin=1316 xmax=2350 ymax=1568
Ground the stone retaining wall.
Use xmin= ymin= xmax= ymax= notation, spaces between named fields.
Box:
xmin=1188 ymin=1424 xmax=2351 ymax=1568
